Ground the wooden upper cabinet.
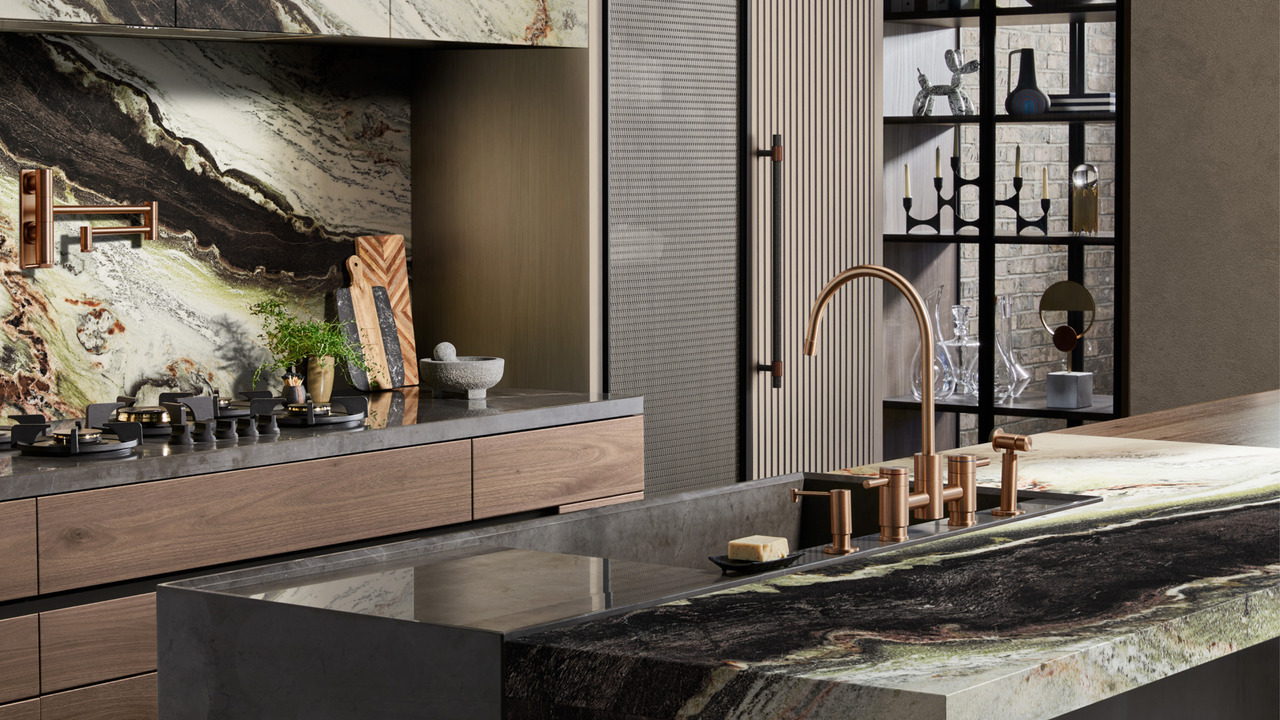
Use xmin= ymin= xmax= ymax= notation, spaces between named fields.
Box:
xmin=175 ymin=0 xmax=390 ymax=36
xmin=37 ymin=440 xmax=471 ymax=593
xmin=473 ymin=416 xmax=644 ymax=519
xmin=391 ymin=0 xmax=587 ymax=46
xmin=0 ymin=0 xmax=174 ymax=25
xmin=0 ymin=500 xmax=37 ymax=602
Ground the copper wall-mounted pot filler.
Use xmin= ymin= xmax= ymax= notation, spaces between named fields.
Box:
xmin=19 ymin=169 xmax=159 ymax=269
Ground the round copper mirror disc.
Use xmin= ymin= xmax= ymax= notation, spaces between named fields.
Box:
xmin=1052 ymin=325 xmax=1078 ymax=353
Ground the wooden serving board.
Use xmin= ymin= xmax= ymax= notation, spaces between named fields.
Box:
xmin=355 ymin=234 xmax=417 ymax=385
xmin=346 ymin=256 xmax=400 ymax=390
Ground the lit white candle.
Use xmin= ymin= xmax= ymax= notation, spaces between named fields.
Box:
xmin=905 ymin=163 xmax=911 ymax=198
xmin=1015 ymin=145 xmax=1021 ymax=178
xmin=935 ymin=147 xmax=941 ymax=178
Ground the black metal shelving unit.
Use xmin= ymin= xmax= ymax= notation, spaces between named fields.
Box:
xmin=883 ymin=1 xmax=1126 ymax=443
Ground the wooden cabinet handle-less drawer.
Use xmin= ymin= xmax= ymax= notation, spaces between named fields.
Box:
xmin=0 ymin=698 xmax=38 ymax=720
xmin=41 ymin=593 xmax=156 ymax=694
xmin=473 ymin=416 xmax=644 ymax=519
xmin=0 ymin=614 xmax=38 ymax=705
xmin=37 ymin=440 xmax=472 ymax=593
xmin=0 ymin=500 xmax=37 ymax=602
xmin=40 ymin=674 xmax=156 ymax=720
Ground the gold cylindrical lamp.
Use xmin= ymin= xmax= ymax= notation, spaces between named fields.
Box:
xmin=1071 ymin=164 xmax=1099 ymax=235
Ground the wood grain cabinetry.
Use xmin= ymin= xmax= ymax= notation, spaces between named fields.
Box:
xmin=0 ymin=500 xmax=37 ymax=602
xmin=40 ymin=674 xmax=156 ymax=720
xmin=474 ymin=416 xmax=644 ymax=519
xmin=0 ymin=615 xmax=39 ymax=705
xmin=38 ymin=440 xmax=472 ymax=593
xmin=41 ymin=594 xmax=157 ymax=693
xmin=0 ymin=698 xmax=38 ymax=720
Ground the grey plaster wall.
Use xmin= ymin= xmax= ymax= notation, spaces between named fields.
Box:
xmin=1129 ymin=0 xmax=1280 ymax=413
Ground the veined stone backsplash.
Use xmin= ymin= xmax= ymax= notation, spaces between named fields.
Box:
xmin=0 ymin=33 xmax=411 ymax=418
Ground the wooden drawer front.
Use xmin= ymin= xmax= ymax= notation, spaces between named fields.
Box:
xmin=38 ymin=441 xmax=472 ymax=593
xmin=41 ymin=594 xmax=157 ymax=693
xmin=0 ymin=698 xmax=38 ymax=720
xmin=0 ymin=614 xmax=39 ymax=705
xmin=0 ymin=500 xmax=37 ymax=601
xmin=473 ymin=416 xmax=644 ymax=519
xmin=41 ymin=674 xmax=156 ymax=720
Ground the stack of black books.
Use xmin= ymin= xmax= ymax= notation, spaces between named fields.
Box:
xmin=1047 ymin=93 xmax=1116 ymax=114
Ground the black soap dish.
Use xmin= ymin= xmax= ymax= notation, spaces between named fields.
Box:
xmin=708 ymin=551 xmax=804 ymax=575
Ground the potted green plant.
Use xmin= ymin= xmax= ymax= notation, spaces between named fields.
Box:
xmin=249 ymin=299 xmax=371 ymax=402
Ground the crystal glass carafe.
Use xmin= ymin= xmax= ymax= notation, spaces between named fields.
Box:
xmin=910 ymin=285 xmax=958 ymax=401
xmin=943 ymin=305 xmax=980 ymax=397
xmin=993 ymin=295 xmax=1031 ymax=401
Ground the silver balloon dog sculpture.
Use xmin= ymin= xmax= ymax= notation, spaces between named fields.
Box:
xmin=913 ymin=49 xmax=980 ymax=116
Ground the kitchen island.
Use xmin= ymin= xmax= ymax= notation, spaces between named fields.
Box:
xmin=159 ymin=391 xmax=1279 ymax=719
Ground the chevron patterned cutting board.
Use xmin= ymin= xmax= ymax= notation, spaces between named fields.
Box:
xmin=354 ymin=234 xmax=417 ymax=385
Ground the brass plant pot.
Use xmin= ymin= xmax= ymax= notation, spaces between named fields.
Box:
xmin=307 ymin=355 xmax=336 ymax=403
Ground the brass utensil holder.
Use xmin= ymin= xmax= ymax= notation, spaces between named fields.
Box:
xmin=19 ymin=169 xmax=159 ymax=269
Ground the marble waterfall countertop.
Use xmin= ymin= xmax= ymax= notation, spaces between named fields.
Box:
xmin=0 ymin=389 xmax=641 ymax=502
xmin=505 ymin=433 xmax=1280 ymax=720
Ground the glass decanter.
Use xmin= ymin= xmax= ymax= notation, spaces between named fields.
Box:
xmin=943 ymin=305 xmax=980 ymax=397
xmin=910 ymin=284 xmax=958 ymax=401
xmin=993 ymin=294 xmax=1031 ymax=401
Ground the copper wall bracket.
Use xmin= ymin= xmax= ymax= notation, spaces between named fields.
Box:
xmin=19 ymin=169 xmax=159 ymax=269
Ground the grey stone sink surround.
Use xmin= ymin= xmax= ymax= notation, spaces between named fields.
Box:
xmin=158 ymin=473 xmax=1097 ymax=719
xmin=0 ymin=389 xmax=642 ymax=502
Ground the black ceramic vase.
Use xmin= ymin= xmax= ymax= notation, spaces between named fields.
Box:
xmin=1005 ymin=49 xmax=1051 ymax=115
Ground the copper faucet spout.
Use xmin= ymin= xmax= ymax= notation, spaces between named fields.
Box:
xmin=802 ymin=265 xmax=936 ymax=458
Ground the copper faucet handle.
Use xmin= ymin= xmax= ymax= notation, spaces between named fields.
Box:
xmin=861 ymin=477 xmax=888 ymax=489
xmin=976 ymin=457 xmax=991 ymax=467
xmin=990 ymin=429 xmax=1028 ymax=517
xmin=791 ymin=488 xmax=831 ymax=503
xmin=991 ymin=427 xmax=1032 ymax=453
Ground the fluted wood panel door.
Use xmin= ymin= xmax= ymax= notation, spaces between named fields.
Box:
xmin=749 ymin=0 xmax=883 ymax=478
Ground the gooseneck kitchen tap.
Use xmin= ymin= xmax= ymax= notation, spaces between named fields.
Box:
xmin=804 ymin=265 xmax=946 ymax=523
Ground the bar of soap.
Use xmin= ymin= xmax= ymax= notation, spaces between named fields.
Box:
xmin=727 ymin=535 xmax=789 ymax=562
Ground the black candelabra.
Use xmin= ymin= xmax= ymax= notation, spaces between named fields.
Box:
xmin=995 ymin=176 xmax=1051 ymax=235
xmin=903 ymin=157 xmax=980 ymax=234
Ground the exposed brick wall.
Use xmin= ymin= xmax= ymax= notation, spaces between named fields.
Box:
xmin=955 ymin=22 xmax=1117 ymax=445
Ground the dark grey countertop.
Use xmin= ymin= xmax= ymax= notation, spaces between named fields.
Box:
xmin=0 ymin=389 xmax=641 ymax=503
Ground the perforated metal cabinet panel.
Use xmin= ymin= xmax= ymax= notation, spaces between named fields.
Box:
xmin=607 ymin=0 xmax=740 ymax=495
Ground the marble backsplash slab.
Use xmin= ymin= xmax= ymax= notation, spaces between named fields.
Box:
xmin=391 ymin=0 xmax=587 ymax=46
xmin=0 ymin=33 xmax=411 ymax=417
xmin=0 ymin=0 xmax=174 ymax=26
xmin=175 ymin=0 xmax=390 ymax=36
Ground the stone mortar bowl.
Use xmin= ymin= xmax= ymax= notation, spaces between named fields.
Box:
xmin=419 ymin=344 xmax=504 ymax=400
